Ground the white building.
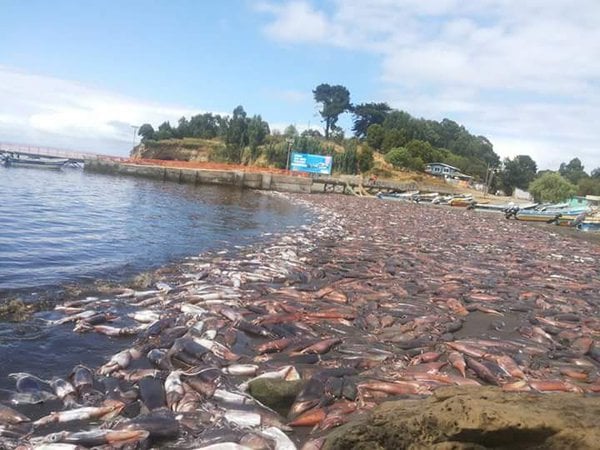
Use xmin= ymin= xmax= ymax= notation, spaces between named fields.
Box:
xmin=425 ymin=162 xmax=472 ymax=181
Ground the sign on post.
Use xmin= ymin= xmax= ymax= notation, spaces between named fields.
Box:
xmin=290 ymin=152 xmax=333 ymax=175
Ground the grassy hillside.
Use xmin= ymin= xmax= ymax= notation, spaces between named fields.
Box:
xmin=131 ymin=137 xmax=451 ymax=186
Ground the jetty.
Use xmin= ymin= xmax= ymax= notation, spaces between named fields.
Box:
xmin=0 ymin=142 xmax=118 ymax=164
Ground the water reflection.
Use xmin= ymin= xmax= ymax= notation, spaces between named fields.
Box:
xmin=0 ymin=167 xmax=310 ymax=293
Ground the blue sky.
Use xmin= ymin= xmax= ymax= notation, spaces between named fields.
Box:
xmin=0 ymin=0 xmax=599 ymax=171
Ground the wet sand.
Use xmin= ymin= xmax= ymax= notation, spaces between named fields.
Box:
xmin=1 ymin=192 xmax=599 ymax=449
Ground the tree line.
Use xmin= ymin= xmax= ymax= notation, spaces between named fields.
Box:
xmin=312 ymin=83 xmax=499 ymax=180
xmin=489 ymin=154 xmax=600 ymax=202
xmin=136 ymin=83 xmax=599 ymax=201
xmin=311 ymin=83 xmax=600 ymax=201
xmin=529 ymin=158 xmax=600 ymax=203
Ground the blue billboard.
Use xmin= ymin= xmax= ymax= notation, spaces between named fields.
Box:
xmin=290 ymin=152 xmax=333 ymax=175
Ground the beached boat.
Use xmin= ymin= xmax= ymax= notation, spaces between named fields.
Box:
xmin=431 ymin=195 xmax=454 ymax=205
xmin=448 ymin=195 xmax=475 ymax=207
xmin=471 ymin=202 xmax=538 ymax=213
xmin=2 ymin=155 xmax=69 ymax=169
xmin=515 ymin=203 xmax=590 ymax=223
xmin=413 ymin=192 xmax=439 ymax=203
xmin=377 ymin=190 xmax=420 ymax=202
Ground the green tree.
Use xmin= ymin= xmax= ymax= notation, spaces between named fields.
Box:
xmin=381 ymin=129 xmax=408 ymax=152
xmin=264 ymin=142 xmax=288 ymax=168
xmin=175 ymin=117 xmax=189 ymax=138
xmin=301 ymin=128 xmax=322 ymax=138
xmin=529 ymin=172 xmax=577 ymax=203
xmin=333 ymin=141 xmax=358 ymax=174
xmin=138 ymin=123 xmax=155 ymax=141
xmin=559 ymin=158 xmax=587 ymax=184
xmin=188 ymin=113 xmax=220 ymax=139
xmin=366 ymin=124 xmax=385 ymax=151
xmin=217 ymin=115 xmax=230 ymax=140
xmin=351 ymin=102 xmax=391 ymax=138
xmin=313 ymin=83 xmax=351 ymax=139
xmin=226 ymin=105 xmax=249 ymax=153
xmin=357 ymin=146 xmax=374 ymax=173
xmin=385 ymin=147 xmax=424 ymax=171
xmin=383 ymin=110 xmax=412 ymax=131
xmin=592 ymin=167 xmax=600 ymax=178
xmin=284 ymin=124 xmax=299 ymax=139
xmin=577 ymin=177 xmax=600 ymax=196
xmin=405 ymin=139 xmax=440 ymax=164
xmin=154 ymin=121 xmax=174 ymax=140
xmin=330 ymin=127 xmax=345 ymax=143
xmin=436 ymin=119 xmax=463 ymax=146
xmin=536 ymin=169 xmax=555 ymax=178
xmin=500 ymin=155 xmax=538 ymax=196
xmin=247 ymin=115 xmax=270 ymax=161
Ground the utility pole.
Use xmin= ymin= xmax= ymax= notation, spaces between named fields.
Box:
xmin=286 ymin=138 xmax=293 ymax=172
xmin=484 ymin=163 xmax=496 ymax=197
xmin=484 ymin=163 xmax=490 ymax=197
xmin=131 ymin=125 xmax=139 ymax=149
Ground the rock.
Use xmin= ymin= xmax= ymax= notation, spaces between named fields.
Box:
xmin=131 ymin=272 xmax=154 ymax=289
xmin=248 ymin=379 xmax=305 ymax=415
xmin=324 ymin=387 xmax=600 ymax=450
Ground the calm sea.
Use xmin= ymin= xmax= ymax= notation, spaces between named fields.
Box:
xmin=0 ymin=166 xmax=310 ymax=294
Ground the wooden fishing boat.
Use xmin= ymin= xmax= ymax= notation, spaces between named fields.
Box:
xmin=448 ymin=195 xmax=474 ymax=207
xmin=413 ymin=193 xmax=439 ymax=203
xmin=471 ymin=202 xmax=538 ymax=213
xmin=515 ymin=204 xmax=589 ymax=223
xmin=377 ymin=191 xmax=420 ymax=202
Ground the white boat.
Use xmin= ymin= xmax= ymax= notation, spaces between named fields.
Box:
xmin=2 ymin=154 xmax=69 ymax=169
xmin=377 ymin=190 xmax=421 ymax=202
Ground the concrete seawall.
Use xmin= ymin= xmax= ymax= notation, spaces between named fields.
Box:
xmin=84 ymin=159 xmax=313 ymax=193
xmin=84 ymin=159 xmax=459 ymax=195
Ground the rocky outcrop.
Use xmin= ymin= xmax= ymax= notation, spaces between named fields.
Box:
xmin=130 ymin=139 xmax=224 ymax=161
xmin=324 ymin=387 xmax=600 ymax=450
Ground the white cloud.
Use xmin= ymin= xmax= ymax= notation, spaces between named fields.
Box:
xmin=0 ymin=66 xmax=201 ymax=156
xmin=257 ymin=0 xmax=600 ymax=170
xmin=258 ymin=1 xmax=332 ymax=43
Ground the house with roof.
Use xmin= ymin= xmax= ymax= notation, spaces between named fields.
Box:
xmin=425 ymin=162 xmax=472 ymax=181
xmin=568 ymin=195 xmax=600 ymax=209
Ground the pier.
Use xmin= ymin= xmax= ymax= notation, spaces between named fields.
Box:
xmin=0 ymin=142 xmax=120 ymax=163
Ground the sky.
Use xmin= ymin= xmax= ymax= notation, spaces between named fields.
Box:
xmin=0 ymin=0 xmax=599 ymax=171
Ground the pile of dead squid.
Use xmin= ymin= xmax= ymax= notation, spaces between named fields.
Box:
xmin=1 ymin=192 xmax=600 ymax=450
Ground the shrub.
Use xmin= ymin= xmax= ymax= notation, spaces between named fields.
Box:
xmin=385 ymin=147 xmax=425 ymax=171
xmin=264 ymin=143 xmax=288 ymax=169
xmin=529 ymin=173 xmax=577 ymax=203
xmin=357 ymin=146 xmax=374 ymax=173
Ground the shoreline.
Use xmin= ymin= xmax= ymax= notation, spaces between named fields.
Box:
xmin=1 ymin=192 xmax=599 ymax=448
